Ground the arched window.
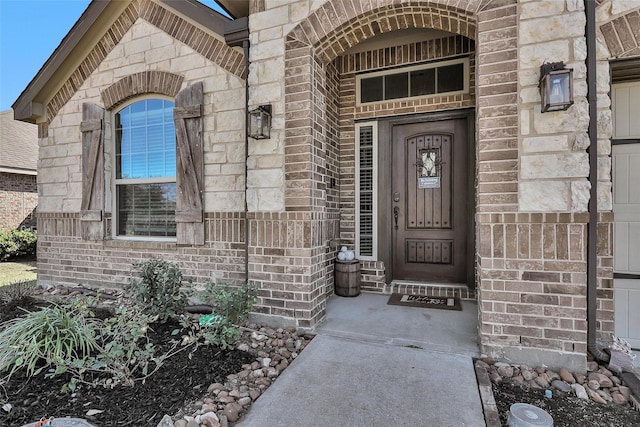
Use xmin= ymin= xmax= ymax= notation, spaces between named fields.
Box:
xmin=114 ymin=98 xmax=176 ymax=238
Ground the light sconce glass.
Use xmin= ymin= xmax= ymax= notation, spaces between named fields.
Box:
xmin=539 ymin=62 xmax=574 ymax=113
xmin=248 ymin=105 xmax=272 ymax=139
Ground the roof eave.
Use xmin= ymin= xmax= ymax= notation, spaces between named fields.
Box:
xmin=12 ymin=0 xmax=232 ymax=124
xmin=216 ymin=0 xmax=249 ymax=18
xmin=0 ymin=166 xmax=37 ymax=176
xmin=12 ymin=0 xmax=110 ymax=123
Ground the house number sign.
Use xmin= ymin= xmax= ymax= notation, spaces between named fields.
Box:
xmin=417 ymin=149 xmax=441 ymax=189
xmin=418 ymin=176 xmax=440 ymax=189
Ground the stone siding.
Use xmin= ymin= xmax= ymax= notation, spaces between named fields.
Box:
xmin=32 ymin=0 xmax=625 ymax=369
xmin=39 ymin=3 xmax=247 ymax=291
xmin=0 ymin=172 xmax=37 ymax=231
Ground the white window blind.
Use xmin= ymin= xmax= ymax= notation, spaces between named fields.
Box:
xmin=114 ymin=98 xmax=177 ymax=238
xmin=356 ymin=122 xmax=378 ymax=260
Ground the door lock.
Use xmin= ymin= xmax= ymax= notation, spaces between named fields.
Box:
xmin=393 ymin=192 xmax=400 ymax=202
xmin=393 ymin=206 xmax=399 ymax=229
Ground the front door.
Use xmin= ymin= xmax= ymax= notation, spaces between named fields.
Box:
xmin=391 ymin=119 xmax=468 ymax=283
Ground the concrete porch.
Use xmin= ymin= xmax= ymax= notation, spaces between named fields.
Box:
xmin=237 ymin=291 xmax=486 ymax=426
xmin=316 ymin=291 xmax=481 ymax=357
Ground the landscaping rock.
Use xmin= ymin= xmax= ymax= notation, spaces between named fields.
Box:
xmin=587 ymin=388 xmax=607 ymax=404
xmin=163 ymin=323 xmax=312 ymax=426
xmin=559 ymin=367 xmax=575 ymax=384
xmin=551 ymin=379 xmax=572 ymax=393
xmin=572 ymin=383 xmax=589 ymax=400
xmin=612 ymin=392 xmax=628 ymax=405
xmin=588 ymin=372 xmax=613 ymax=388
xmin=157 ymin=415 xmax=174 ymax=427
xmin=497 ymin=365 xmax=514 ymax=378
xmin=488 ymin=359 xmax=638 ymax=409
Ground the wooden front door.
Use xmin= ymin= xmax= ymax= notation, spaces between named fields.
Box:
xmin=392 ymin=119 xmax=468 ymax=283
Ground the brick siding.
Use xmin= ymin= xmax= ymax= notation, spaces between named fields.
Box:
xmin=0 ymin=172 xmax=37 ymax=231
xmin=37 ymin=212 xmax=246 ymax=289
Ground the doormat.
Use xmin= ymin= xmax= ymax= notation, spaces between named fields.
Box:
xmin=387 ymin=293 xmax=462 ymax=311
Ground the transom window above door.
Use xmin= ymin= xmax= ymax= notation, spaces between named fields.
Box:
xmin=356 ymin=58 xmax=469 ymax=105
xmin=114 ymin=98 xmax=177 ymax=238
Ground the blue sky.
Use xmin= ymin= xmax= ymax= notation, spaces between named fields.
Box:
xmin=0 ymin=0 xmax=229 ymax=112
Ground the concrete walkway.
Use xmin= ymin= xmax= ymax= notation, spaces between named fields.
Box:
xmin=237 ymin=292 xmax=486 ymax=427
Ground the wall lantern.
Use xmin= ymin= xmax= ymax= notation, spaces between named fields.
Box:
xmin=248 ymin=104 xmax=272 ymax=139
xmin=539 ymin=62 xmax=574 ymax=113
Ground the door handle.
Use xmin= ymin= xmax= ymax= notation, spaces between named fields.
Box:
xmin=394 ymin=206 xmax=399 ymax=229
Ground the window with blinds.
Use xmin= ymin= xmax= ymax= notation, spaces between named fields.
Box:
xmin=114 ymin=98 xmax=177 ymax=238
xmin=356 ymin=122 xmax=377 ymax=259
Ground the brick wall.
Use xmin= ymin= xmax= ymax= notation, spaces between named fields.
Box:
xmin=34 ymin=0 xmax=620 ymax=353
xmin=474 ymin=1 xmax=615 ymax=369
xmin=37 ymin=212 xmax=246 ymax=289
xmin=248 ymin=211 xmax=339 ymax=328
xmin=0 ymin=172 xmax=37 ymax=231
xmin=336 ymin=35 xmax=476 ymax=269
xmin=38 ymin=1 xmax=248 ymax=299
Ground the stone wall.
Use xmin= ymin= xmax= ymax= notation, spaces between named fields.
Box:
xmin=247 ymin=0 xmax=487 ymax=327
xmin=0 ymin=172 xmax=37 ymax=231
xmin=34 ymin=0 xmax=621 ymax=355
xmin=38 ymin=2 xmax=248 ymax=290
xmin=475 ymin=1 xmax=615 ymax=369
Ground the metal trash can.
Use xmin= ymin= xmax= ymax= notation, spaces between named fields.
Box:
xmin=334 ymin=259 xmax=360 ymax=297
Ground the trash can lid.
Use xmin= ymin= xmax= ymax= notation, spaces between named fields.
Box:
xmin=507 ymin=403 xmax=553 ymax=427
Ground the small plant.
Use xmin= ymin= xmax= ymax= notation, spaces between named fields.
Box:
xmin=0 ymin=302 xmax=100 ymax=380
xmin=72 ymin=306 xmax=161 ymax=388
xmin=0 ymin=279 xmax=36 ymax=303
xmin=196 ymin=281 xmax=258 ymax=348
xmin=125 ymin=259 xmax=188 ymax=323
xmin=198 ymin=281 xmax=258 ymax=325
xmin=0 ymin=229 xmax=37 ymax=261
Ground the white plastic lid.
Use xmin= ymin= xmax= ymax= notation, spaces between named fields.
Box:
xmin=507 ymin=403 xmax=554 ymax=427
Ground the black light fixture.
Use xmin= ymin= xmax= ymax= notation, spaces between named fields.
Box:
xmin=539 ymin=62 xmax=574 ymax=113
xmin=248 ymin=104 xmax=272 ymax=139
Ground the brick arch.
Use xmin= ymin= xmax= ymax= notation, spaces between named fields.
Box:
xmin=46 ymin=0 xmax=245 ymax=122
xmin=283 ymin=0 xmax=483 ymax=210
xmin=287 ymin=0 xmax=485 ymax=64
xmin=101 ymin=71 xmax=184 ymax=110
xmin=598 ymin=7 xmax=640 ymax=58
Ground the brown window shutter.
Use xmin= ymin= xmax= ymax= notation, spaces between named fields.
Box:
xmin=80 ymin=103 xmax=105 ymax=240
xmin=174 ymin=81 xmax=205 ymax=245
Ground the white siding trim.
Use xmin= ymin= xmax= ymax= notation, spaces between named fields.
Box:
xmin=355 ymin=121 xmax=378 ymax=261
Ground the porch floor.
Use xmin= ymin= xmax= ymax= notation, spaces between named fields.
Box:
xmin=237 ymin=291 xmax=486 ymax=427
xmin=315 ymin=291 xmax=481 ymax=357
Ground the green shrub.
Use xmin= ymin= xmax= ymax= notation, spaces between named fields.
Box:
xmin=125 ymin=259 xmax=188 ymax=323
xmin=196 ymin=281 xmax=258 ymax=348
xmin=0 ymin=229 xmax=37 ymax=261
xmin=0 ymin=302 xmax=100 ymax=380
xmin=0 ymin=300 xmax=180 ymax=390
xmin=81 ymin=306 xmax=160 ymax=388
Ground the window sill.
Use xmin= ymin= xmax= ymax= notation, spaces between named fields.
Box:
xmin=104 ymin=239 xmax=177 ymax=251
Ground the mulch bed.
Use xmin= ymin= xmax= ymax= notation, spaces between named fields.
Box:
xmin=493 ymin=380 xmax=640 ymax=427
xmin=0 ymin=297 xmax=254 ymax=427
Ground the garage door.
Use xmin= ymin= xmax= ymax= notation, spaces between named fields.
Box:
xmin=613 ymin=143 xmax=640 ymax=349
